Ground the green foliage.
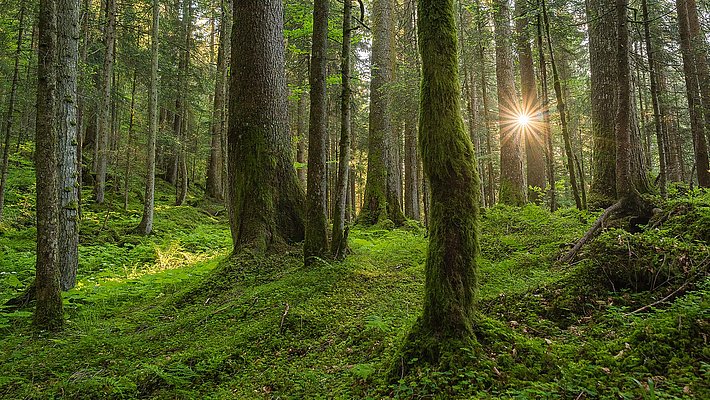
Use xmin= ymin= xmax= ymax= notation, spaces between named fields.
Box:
xmin=0 ymin=158 xmax=708 ymax=398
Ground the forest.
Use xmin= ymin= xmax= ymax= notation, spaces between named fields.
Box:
xmin=0 ymin=0 xmax=708 ymax=398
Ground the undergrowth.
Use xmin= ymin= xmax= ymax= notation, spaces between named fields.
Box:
xmin=0 ymin=152 xmax=708 ymax=399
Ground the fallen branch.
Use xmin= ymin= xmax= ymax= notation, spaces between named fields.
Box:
xmin=625 ymin=281 xmax=689 ymax=315
xmin=560 ymin=200 xmax=623 ymax=264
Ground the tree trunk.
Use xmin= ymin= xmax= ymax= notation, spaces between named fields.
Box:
xmin=536 ymin=6 xmax=557 ymax=211
xmin=228 ymin=0 xmax=306 ymax=253
xmin=332 ymin=0 xmax=353 ymax=259
xmin=642 ymin=0 xmax=667 ymax=196
xmin=56 ymin=0 xmax=80 ymax=291
xmin=588 ymin=0 xmax=618 ymax=206
xmin=304 ymin=0 xmax=330 ymax=264
xmin=123 ymin=71 xmax=137 ymax=210
xmin=515 ymin=0 xmax=545 ymax=203
xmin=360 ymin=0 xmax=405 ymax=226
xmin=493 ymin=0 xmax=525 ymax=205
xmin=206 ymin=0 xmax=229 ymax=201
xmin=137 ymin=0 xmax=159 ymax=235
xmin=542 ymin=0 xmax=582 ymax=209
xmin=683 ymin=0 xmax=710 ymax=187
xmin=94 ymin=0 xmax=116 ymax=204
xmin=0 ymin=3 xmax=25 ymax=221
xmin=175 ymin=0 xmax=191 ymax=206
xmin=34 ymin=0 xmax=63 ymax=331
xmin=402 ymin=0 xmax=480 ymax=365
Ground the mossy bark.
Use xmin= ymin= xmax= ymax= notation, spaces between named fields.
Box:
xmin=228 ymin=0 xmax=306 ymax=254
xmin=304 ymin=0 xmax=330 ymax=264
xmin=401 ymin=0 xmax=481 ymax=366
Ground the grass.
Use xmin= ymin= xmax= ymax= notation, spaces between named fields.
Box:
xmin=0 ymin=152 xmax=708 ymax=399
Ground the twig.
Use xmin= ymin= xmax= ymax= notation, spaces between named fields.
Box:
xmin=625 ymin=282 xmax=689 ymax=315
xmin=279 ymin=302 xmax=290 ymax=333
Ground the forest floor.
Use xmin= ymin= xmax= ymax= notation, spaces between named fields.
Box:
xmin=0 ymin=151 xmax=708 ymax=399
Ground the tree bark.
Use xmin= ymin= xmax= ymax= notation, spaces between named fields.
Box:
xmin=0 ymin=3 xmax=25 ymax=221
xmin=56 ymin=0 xmax=80 ymax=291
xmin=304 ymin=0 xmax=330 ymax=264
xmin=228 ymin=0 xmax=306 ymax=253
xmin=515 ymin=0 xmax=545 ymax=203
xmin=536 ymin=6 xmax=557 ymax=211
xmin=360 ymin=0 xmax=405 ymax=226
xmin=332 ymin=0 xmax=353 ymax=259
xmin=138 ymin=0 xmax=159 ymax=235
xmin=34 ymin=0 xmax=63 ymax=331
xmin=493 ymin=0 xmax=525 ymax=206
xmin=402 ymin=0 xmax=481 ymax=364
xmin=206 ymin=0 xmax=229 ymax=201
xmin=542 ymin=0 xmax=582 ymax=209
xmin=94 ymin=0 xmax=116 ymax=204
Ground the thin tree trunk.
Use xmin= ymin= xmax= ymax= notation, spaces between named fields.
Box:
xmin=94 ymin=0 xmax=116 ymax=204
xmin=137 ymin=0 xmax=159 ymax=235
xmin=0 ymin=3 xmax=26 ymax=220
xmin=124 ymin=70 xmax=137 ymax=210
xmin=542 ymin=0 xmax=582 ymax=209
xmin=56 ymin=0 xmax=80 ymax=291
xmin=332 ymin=0 xmax=353 ymax=259
xmin=206 ymin=0 xmax=228 ymax=201
xmin=642 ymin=0 xmax=667 ymax=196
xmin=304 ymin=0 xmax=330 ymax=264
xmin=536 ymin=7 xmax=556 ymax=211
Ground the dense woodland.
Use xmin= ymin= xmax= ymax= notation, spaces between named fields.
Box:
xmin=0 ymin=0 xmax=709 ymax=398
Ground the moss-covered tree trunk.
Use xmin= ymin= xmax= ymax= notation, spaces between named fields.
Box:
xmin=535 ymin=6 xmax=557 ymax=211
xmin=34 ymin=0 xmax=63 ymax=331
xmin=588 ymin=0 xmax=618 ymax=207
xmin=359 ymin=0 xmax=405 ymax=226
xmin=493 ymin=0 xmax=525 ymax=206
xmin=403 ymin=0 xmax=481 ymax=363
xmin=228 ymin=0 xmax=306 ymax=253
xmin=304 ymin=0 xmax=330 ymax=264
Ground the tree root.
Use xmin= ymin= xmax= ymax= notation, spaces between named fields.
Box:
xmin=3 ymin=279 xmax=36 ymax=311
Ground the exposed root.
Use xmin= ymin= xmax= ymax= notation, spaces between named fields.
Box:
xmin=3 ymin=279 xmax=36 ymax=311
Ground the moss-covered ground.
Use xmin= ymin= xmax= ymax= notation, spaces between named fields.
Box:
xmin=0 ymin=152 xmax=708 ymax=399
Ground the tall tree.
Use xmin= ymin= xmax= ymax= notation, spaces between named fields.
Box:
xmin=0 ymin=3 xmax=25 ymax=221
xmin=137 ymin=0 xmax=159 ymax=235
xmin=34 ymin=0 xmax=64 ymax=331
xmin=542 ymin=0 xmax=582 ymax=209
xmin=175 ymin=0 xmax=192 ymax=206
xmin=57 ymin=0 xmax=81 ymax=291
xmin=94 ymin=0 xmax=116 ymax=204
xmin=402 ymin=0 xmax=481 ymax=364
xmin=228 ymin=0 xmax=306 ymax=252
xmin=536 ymin=5 xmax=556 ymax=211
xmin=206 ymin=0 xmax=229 ymax=201
xmin=304 ymin=0 xmax=330 ymax=264
xmin=360 ymin=0 xmax=405 ymax=226
xmin=332 ymin=0 xmax=353 ymax=259
xmin=641 ymin=0 xmax=668 ymax=196
xmin=679 ymin=0 xmax=710 ymax=187
xmin=515 ymin=0 xmax=545 ymax=202
xmin=493 ymin=0 xmax=525 ymax=205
